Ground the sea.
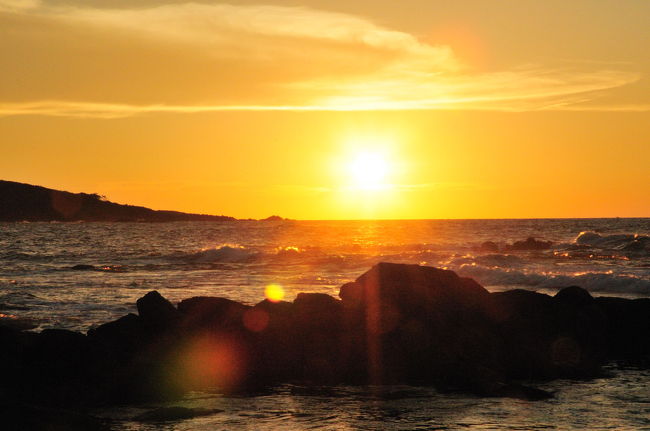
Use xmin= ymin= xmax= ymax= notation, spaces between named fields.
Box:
xmin=1 ymin=218 xmax=649 ymax=430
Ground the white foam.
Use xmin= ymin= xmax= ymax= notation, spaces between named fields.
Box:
xmin=454 ymin=264 xmax=650 ymax=294
xmin=190 ymin=245 xmax=258 ymax=263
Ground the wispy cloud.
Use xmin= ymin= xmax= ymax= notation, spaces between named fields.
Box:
xmin=0 ymin=1 xmax=643 ymax=116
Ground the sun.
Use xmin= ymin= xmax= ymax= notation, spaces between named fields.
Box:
xmin=347 ymin=151 xmax=391 ymax=190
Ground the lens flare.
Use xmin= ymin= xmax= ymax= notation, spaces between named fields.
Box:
xmin=243 ymin=308 xmax=270 ymax=332
xmin=176 ymin=335 xmax=246 ymax=392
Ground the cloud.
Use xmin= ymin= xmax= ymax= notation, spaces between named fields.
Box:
xmin=0 ymin=0 xmax=40 ymax=12
xmin=0 ymin=1 xmax=643 ymax=116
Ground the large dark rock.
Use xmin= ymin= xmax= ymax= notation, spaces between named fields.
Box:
xmin=340 ymin=262 xmax=489 ymax=315
xmin=505 ymin=237 xmax=553 ymax=251
xmin=0 ymin=403 xmax=111 ymax=431
xmin=136 ymin=291 xmax=179 ymax=328
xmin=554 ymin=285 xmax=594 ymax=307
xmin=133 ymin=406 xmax=221 ymax=422
xmin=595 ymin=297 xmax=650 ymax=362
xmin=177 ymin=296 xmax=250 ymax=333
xmin=339 ymin=263 xmax=496 ymax=386
xmin=480 ymin=241 xmax=499 ymax=253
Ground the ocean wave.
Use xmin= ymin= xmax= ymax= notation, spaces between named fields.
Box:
xmin=188 ymin=245 xmax=259 ymax=263
xmin=575 ymin=231 xmax=650 ymax=252
xmin=453 ymin=264 xmax=650 ymax=294
xmin=447 ymin=254 xmax=526 ymax=268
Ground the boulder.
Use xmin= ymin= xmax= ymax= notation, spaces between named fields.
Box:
xmin=341 ymin=262 xmax=490 ymax=317
xmin=338 ymin=263 xmax=497 ymax=386
xmin=480 ymin=241 xmax=499 ymax=253
xmin=505 ymin=237 xmax=552 ymax=251
xmin=70 ymin=264 xmax=96 ymax=271
xmin=595 ymin=297 xmax=650 ymax=362
xmin=136 ymin=291 xmax=179 ymax=328
xmin=134 ymin=406 xmax=222 ymax=422
xmin=177 ymin=296 xmax=250 ymax=333
xmin=554 ymin=285 xmax=594 ymax=307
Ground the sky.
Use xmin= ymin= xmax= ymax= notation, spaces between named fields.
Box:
xmin=1 ymin=0 xmax=649 ymax=219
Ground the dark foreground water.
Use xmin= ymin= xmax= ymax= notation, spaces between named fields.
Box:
xmin=1 ymin=218 xmax=649 ymax=429
xmin=91 ymin=363 xmax=650 ymax=430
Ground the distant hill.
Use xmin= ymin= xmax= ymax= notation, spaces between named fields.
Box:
xmin=0 ymin=180 xmax=236 ymax=222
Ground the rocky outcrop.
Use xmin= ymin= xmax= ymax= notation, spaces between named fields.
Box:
xmin=0 ymin=179 xmax=235 ymax=222
xmin=505 ymin=237 xmax=553 ymax=251
xmin=1 ymin=262 xmax=649 ymax=413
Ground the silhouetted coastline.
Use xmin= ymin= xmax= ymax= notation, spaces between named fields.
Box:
xmin=0 ymin=180 xmax=236 ymax=222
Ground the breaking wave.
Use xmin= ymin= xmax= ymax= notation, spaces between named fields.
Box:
xmin=575 ymin=231 xmax=650 ymax=252
xmin=454 ymin=264 xmax=650 ymax=294
xmin=188 ymin=245 xmax=259 ymax=263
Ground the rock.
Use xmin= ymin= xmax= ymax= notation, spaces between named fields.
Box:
xmin=480 ymin=241 xmax=499 ymax=252
xmin=136 ymin=291 xmax=179 ymax=328
xmin=293 ymin=293 xmax=343 ymax=331
xmin=505 ymin=237 xmax=552 ymax=251
xmin=0 ymin=403 xmax=111 ymax=431
xmin=554 ymin=286 xmax=593 ymax=307
xmin=341 ymin=262 xmax=490 ymax=316
xmin=491 ymin=383 xmax=554 ymax=401
xmin=486 ymin=288 xmax=606 ymax=379
xmin=70 ymin=264 xmax=96 ymax=271
xmin=133 ymin=406 xmax=222 ymax=422
xmin=338 ymin=263 xmax=498 ymax=386
xmin=0 ymin=314 xmax=37 ymax=331
xmin=177 ymin=296 xmax=250 ymax=332
xmin=87 ymin=313 xmax=145 ymax=351
xmin=595 ymin=297 xmax=650 ymax=361
xmin=3 ymin=263 xmax=650 ymax=408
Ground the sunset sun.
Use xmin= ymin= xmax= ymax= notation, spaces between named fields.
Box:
xmin=347 ymin=151 xmax=391 ymax=190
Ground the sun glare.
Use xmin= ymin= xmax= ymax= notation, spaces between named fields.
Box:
xmin=347 ymin=151 xmax=391 ymax=190
xmin=348 ymin=151 xmax=388 ymax=189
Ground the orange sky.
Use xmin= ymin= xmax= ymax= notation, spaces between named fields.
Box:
xmin=1 ymin=0 xmax=649 ymax=219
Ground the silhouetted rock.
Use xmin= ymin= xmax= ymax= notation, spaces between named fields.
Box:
xmin=134 ymin=406 xmax=221 ymax=422
xmin=177 ymin=296 xmax=250 ymax=332
xmin=136 ymin=291 xmax=179 ymax=328
xmin=480 ymin=241 xmax=499 ymax=252
xmin=70 ymin=264 xmax=96 ymax=271
xmin=505 ymin=237 xmax=553 ymax=251
xmin=554 ymin=285 xmax=594 ymax=307
xmin=4 ymin=263 xmax=650 ymax=409
xmin=595 ymin=296 xmax=650 ymax=362
xmin=0 ymin=314 xmax=37 ymax=331
xmin=0 ymin=403 xmax=110 ymax=431
xmin=260 ymin=215 xmax=285 ymax=221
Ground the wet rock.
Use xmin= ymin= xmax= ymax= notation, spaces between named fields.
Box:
xmin=292 ymin=293 xmax=345 ymax=383
xmin=480 ymin=241 xmax=499 ymax=252
xmin=595 ymin=297 xmax=650 ymax=361
xmin=88 ymin=313 xmax=146 ymax=352
xmin=177 ymin=296 xmax=250 ymax=332
xmin=554 ymin=285 xmax=593 ymax=307
xmin=70 ymin=264 xmax=96 ymax=271
xmin=0 ymin=314 xmax=37 ymax=331
xmin=338 ymin=263 xmax=496 ymax=385
xmin=505 ymin=237 xmax=553 ymax=251
xmin=341 ymin=262 xmax=490 ymax=316
xmin=0 ymin=403 xmax=111 ymax=431
xmin=136 ymin=291 xmax=179 ymax=328
xmin=486 ymin=288 xmax=606 ymax=379
xmin=133 ymin=406 xmax=222 ymax=422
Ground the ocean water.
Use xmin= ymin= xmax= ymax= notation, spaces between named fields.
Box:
xmin=1 ymin=218 xmax=649 ymax=429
